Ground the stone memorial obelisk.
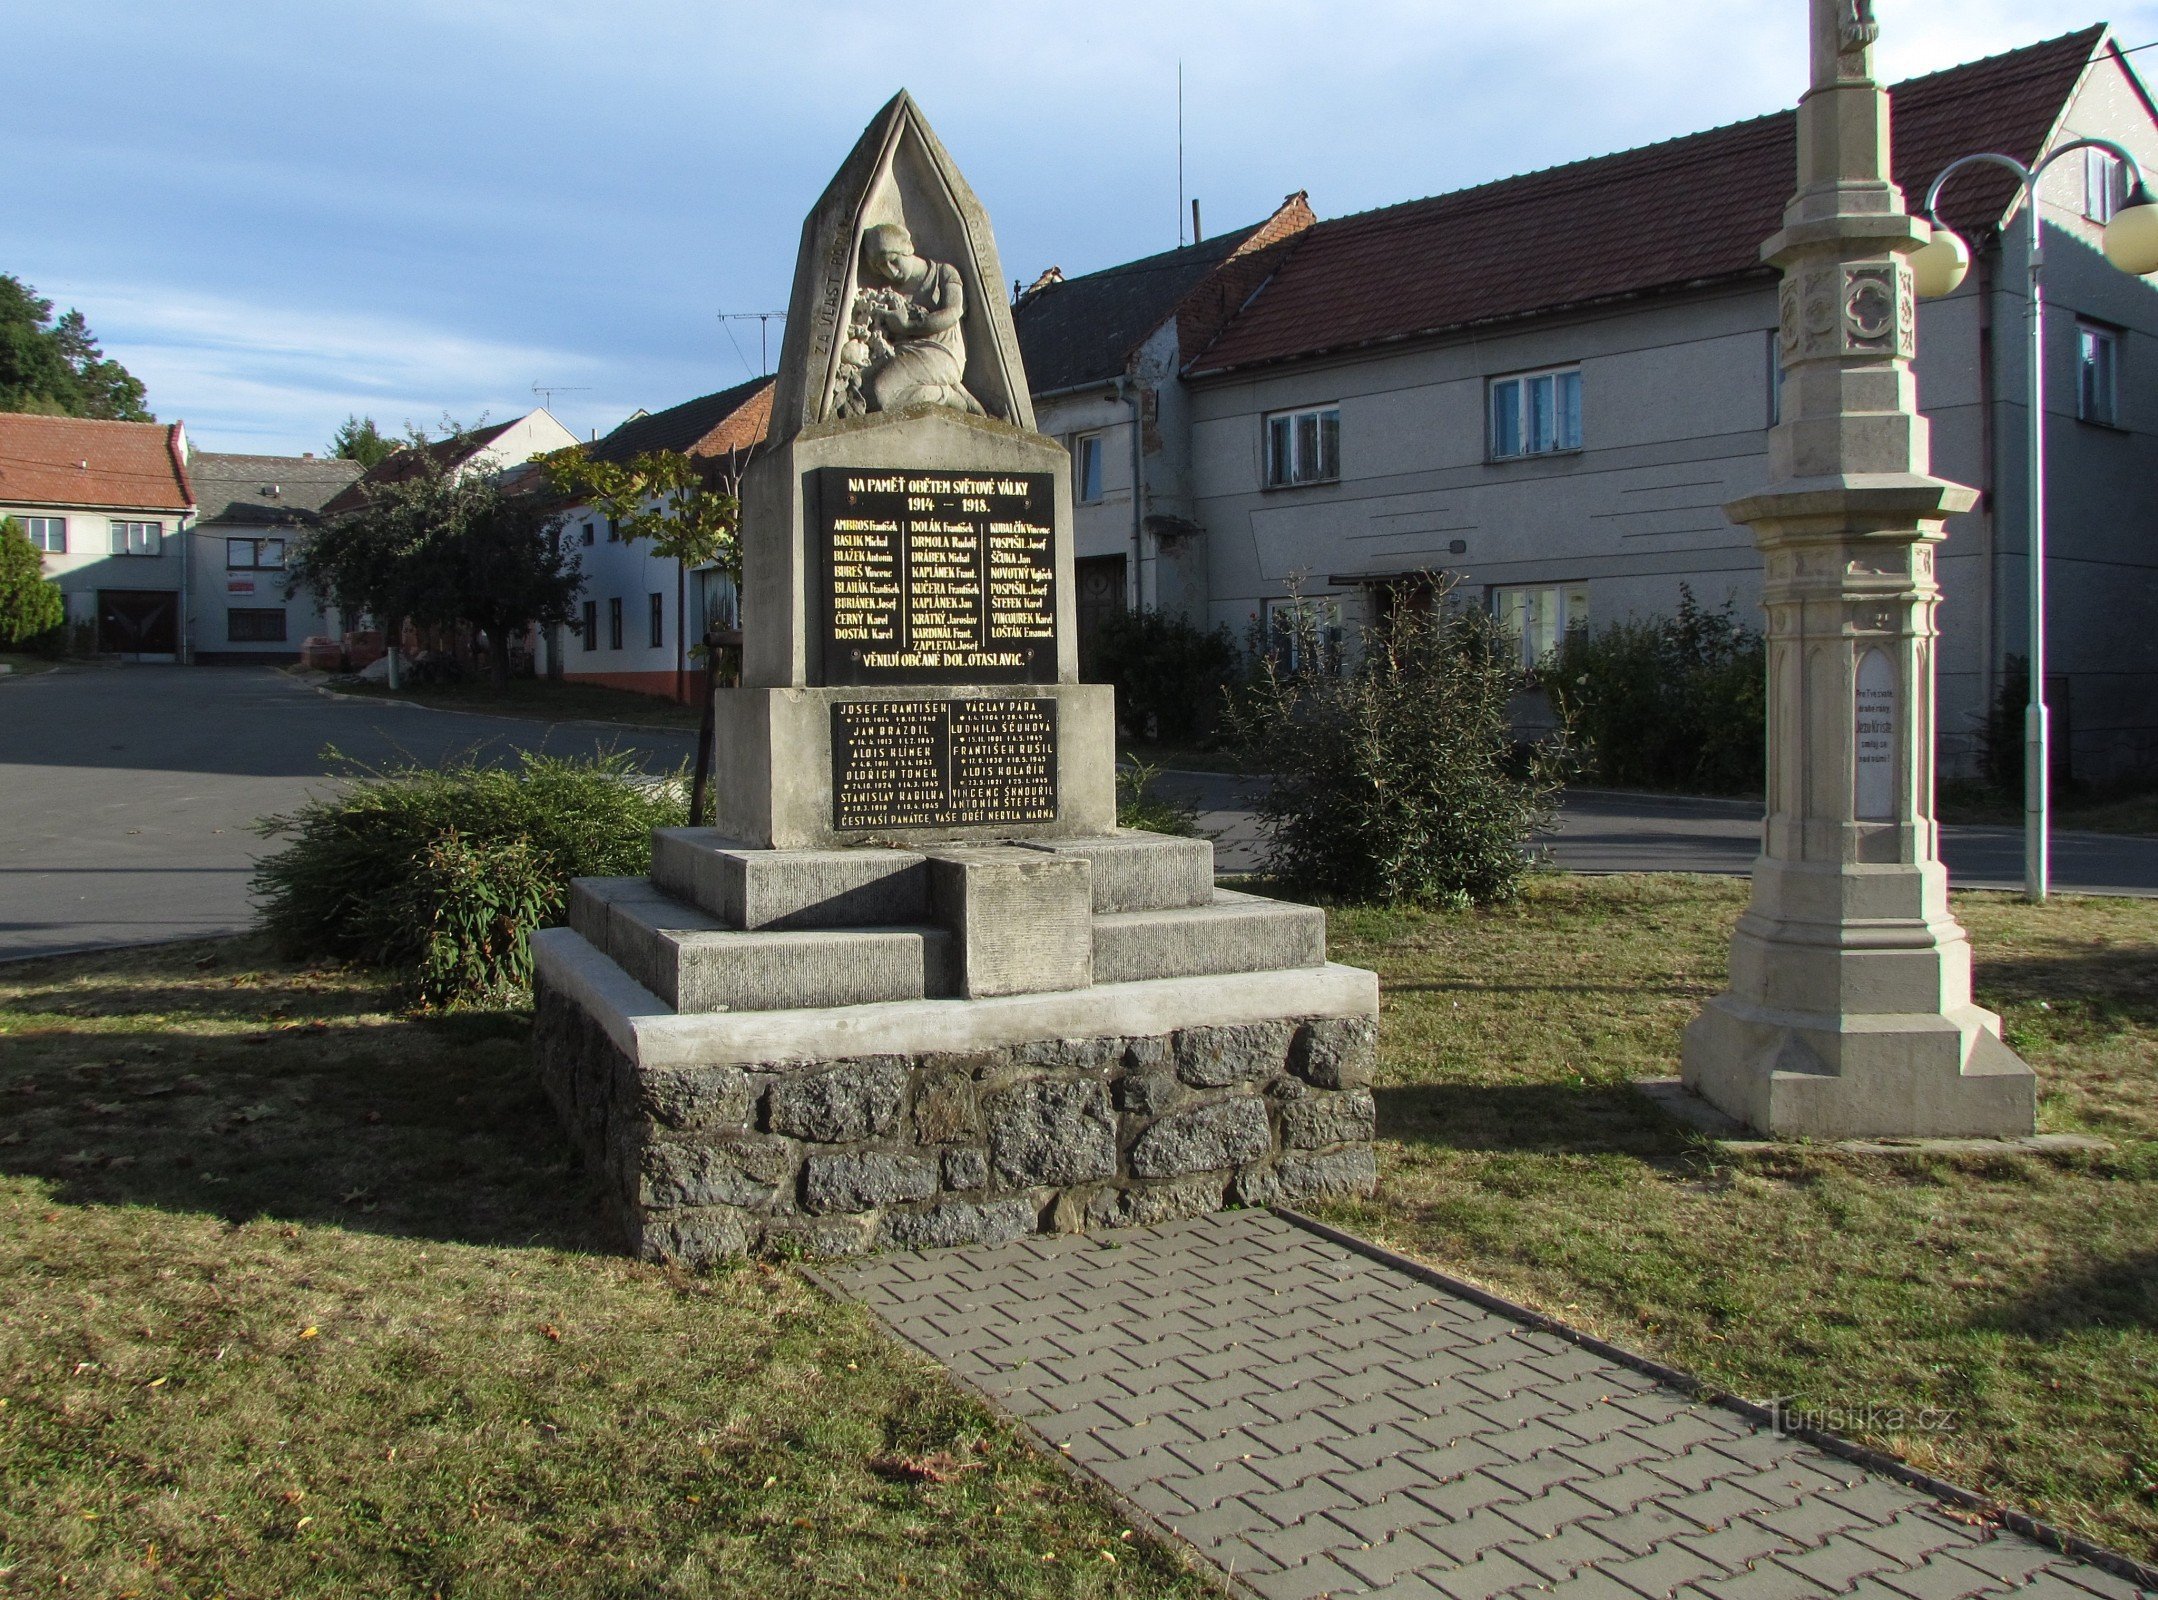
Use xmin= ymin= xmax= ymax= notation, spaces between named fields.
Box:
xmin=1680 ymin=2 xmax=2036 ymax=1137
xmin=531 ymin=93 xmax=1380 ymax=1260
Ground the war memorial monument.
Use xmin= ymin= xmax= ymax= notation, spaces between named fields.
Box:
xmin=531 ymin=94 xmax=1381 ymax=1260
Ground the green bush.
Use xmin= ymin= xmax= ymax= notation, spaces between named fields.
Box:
xmin=1549 ymin=586 xmax=1765 ymax=795
xmin=1114 ymin=761 xmax=1201 ymax=837
xmin=1227 ymin=580 xmax=1564 ymax=906
xmin=1093 ymin=607 xmax=1239 ymax=744
xmin=252 ymin=751 xmax=685 ymax=1007
xmin=0 ymin=517 xmax=64 ymax=649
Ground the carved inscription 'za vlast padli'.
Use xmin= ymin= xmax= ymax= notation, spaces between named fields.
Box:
xmin=831 ymin=698 xmax=1057 ymax=831
xmin=817 ymin=468 xmax=1055 ymax=684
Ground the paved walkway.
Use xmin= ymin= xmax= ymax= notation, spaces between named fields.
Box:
xmin=827 ymin=1210 xmax=2148 ymax=1600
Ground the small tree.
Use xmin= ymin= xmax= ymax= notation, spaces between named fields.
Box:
xmin=0 ymin=517 xmax=65 ymax=648
xmin=329 ymin=414 xmax=395 ymax=468
xmin=292 ymin=443 xmax=581 ymax=691
xmin=1229 ymin=575 xmax=1565 ymax=906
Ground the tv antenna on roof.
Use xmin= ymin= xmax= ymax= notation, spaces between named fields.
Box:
xmin=531 ymin=380 xmax=590 ymax=411
xmin=718 ymin=310 xmax=788 ymax=377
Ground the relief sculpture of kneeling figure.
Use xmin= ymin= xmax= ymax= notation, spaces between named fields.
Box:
xmin=836 ymin=222 xmax=985 ymax=418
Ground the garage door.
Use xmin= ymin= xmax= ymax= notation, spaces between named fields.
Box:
xmin=97 ymin=589 xmax=179 ymax=656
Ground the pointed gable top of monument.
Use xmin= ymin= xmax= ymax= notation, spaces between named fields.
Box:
xmin=767 ymin=90 xmax=1035 ymax=447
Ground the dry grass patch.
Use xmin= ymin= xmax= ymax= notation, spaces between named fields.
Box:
xmin=1318 ymin=874 xmax=2158 ymax=1561
xmin=0 ymin=941 xmax=1218 ymax=1599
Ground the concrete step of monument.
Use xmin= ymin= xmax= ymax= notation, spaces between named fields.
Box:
xmin=606 ymin=887 xmax=955 ymax=1013
xmin=568 ymin=876 xmax=712 ymax=965
xmin=1092 ymin=889 xmax=1326 ymax=985
xmin=1021 ymin=831 xmax=1214 ymax=912
xmin=650 ymin=828 xmax=930 ymax=929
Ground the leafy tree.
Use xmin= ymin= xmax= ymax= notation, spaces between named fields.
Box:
xmin=538 ymin=446 xmax=740 ymax=573
xmin=292 ymin=440 xmax=580 ymax=692
xmin=329 ymin=414 xmax=395 ymax=468
xmin=0 ymin=275 xmax=151 ymax=420
xmin=0 ymin=518 xmax=65 ymax=648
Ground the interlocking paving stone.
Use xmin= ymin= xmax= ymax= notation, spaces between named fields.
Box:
xmin=823 ymin=1210 xmax=2150 ymax=1600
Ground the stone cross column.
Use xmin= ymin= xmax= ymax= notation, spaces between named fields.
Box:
xmin=1679 ymin=0 xmax=2036 ymax=1136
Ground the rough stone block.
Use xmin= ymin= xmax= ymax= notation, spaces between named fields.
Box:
xmin=641 ymin=1139 xmax=795 ymax=1210
xmin=1276 ymin=1145 xmax=1380 ymax=1201
xmin=1087 ymin=1175 xmax=1230 ymax=1229
xmin=639 ymin=1205 xmax=753 ymax=1262
xmin=1020 ymin=831 xmax=1214 ymax=912
xmin=925 ymin=845 xmax=1092 ymax=997
xmin=1281 ymin=1088 xmax=1378 ymax=1149
xmin=1117 ymin=1072 xmax=1185 ymax=1117
xmin=988 ymin=1078 xmax=1118 ymax=1185
xmin=803 ymin=1151 xmax=938 ymax=1213
xmin=941 ymin=1146 xmax=988 ymax=1191
xmin=757 ymin=1212 xmax=878 ymax=1259
xmin=652 ymin=831 xmax=932 ymax=930
xmin=767 ymin=1058 xmax=909 ymax=1142
xmin=1289 ymin=1015 xmax=1379 ymax=1090
xmin=1129 ymin=1097 xmax=1272 ymax=1178
xmin=881 ymin=1197 xmax=1036 ymax=1250
xmin=912 ymin=1070 xmax=982 ymax=1143
xmin=1176 ymin=1020 xmax=1295 ymax=1088
xmin=1093 ymin=891 xmax=1327 ymax=985
xmin=639 ymin=1064 xmax=755 ymax=1131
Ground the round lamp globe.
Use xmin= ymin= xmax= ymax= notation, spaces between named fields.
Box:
xmin=1910 ymin=228 xmax=1970 ymax=299
xmin=2103 ymin=193 xmax=2158 ymax=276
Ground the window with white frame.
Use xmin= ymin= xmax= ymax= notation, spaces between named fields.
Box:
xmin=1074 ymin=432 xmax=1105 ymax=503
xmin=226 ymin=536 xmax=286 ymax=569
xmin=648 ymin=592 xmax=664 ymax=649
xmin=581 ymin=599 xmax=598 ymax=651
xmin=2086 ymin=148 xmax=2128 ymax=224
xmin=1260 ymin=593 xmax=1345 ymax=672
xmin=22 ymin=516 xmax=65 ymax=553
xmin=1263 ymin=405 xmax=1340 ymax=488
xmin=2079 ymin=322 xmax=2121 ymax=426
xmin=1489 ymin=367 xmax=1583 ymax=459
xmin=580 ymin=520 xmax=596 ymax=546
xmin=1491 ymin=583 xmax=1590 ymax=669
xmin=109 ymin=520 xmax=162 ymax=556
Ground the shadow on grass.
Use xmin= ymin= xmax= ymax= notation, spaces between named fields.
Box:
xmin=1974 ymin=938 xmax=2158 ymax=1035
xmin=1375 ymin=1080 xmax=1697 ymax=1158
xmin=0 ymin=939 xmax=610 ymax=1253
xmin=1973 ymin=1248 xmax=2158 ymax=1336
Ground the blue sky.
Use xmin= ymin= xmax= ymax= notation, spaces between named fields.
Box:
xmin=6 ymin=1 xmax=2152 ymax=456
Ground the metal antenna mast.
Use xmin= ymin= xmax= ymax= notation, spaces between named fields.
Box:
xmin=718 ymin=311 xmax=789 ymax=375
xmin=530 ymin=380 xmax=590 ymax=411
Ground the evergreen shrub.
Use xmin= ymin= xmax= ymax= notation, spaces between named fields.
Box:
xmin=1549 ymin=586 xmax=1765 ymax=795
xmin=1094 ymin=608 xmax=1239 ymax=744
xmin=252 ymin=751 xmax=684 ymax=1007
xmin=1228 ymin=579 xmax=1564 ymax=906
xmin=0 ymin=517 xmax=64 ymax=650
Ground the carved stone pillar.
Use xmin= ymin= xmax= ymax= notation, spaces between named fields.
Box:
xmin=1678 ymin=0 xmax=2036 ymax=1137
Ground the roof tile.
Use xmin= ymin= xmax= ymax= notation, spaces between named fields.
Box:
xmin=0 ymin=412 xmax=193 ymax=513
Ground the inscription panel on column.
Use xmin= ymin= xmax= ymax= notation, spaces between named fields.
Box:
xmin=1854 ymin=648 xmax=1896 ymax=821
xmin=817 ymin=467 xmax=1056 ymax=684
xmin=832 ymin=698 xmax=1058 ymax=831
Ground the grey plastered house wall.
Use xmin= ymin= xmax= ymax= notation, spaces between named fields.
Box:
xmin=1156 ymin=27 xmax=2158 ymax=780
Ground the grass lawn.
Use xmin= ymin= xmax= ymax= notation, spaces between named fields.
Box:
xmin=314 ymin=673 xmax=704 ymax=730
xmin=1318 ymin=874 xmax=2158 ymax=1562
xmin=0 ymin=942 xmax=1217 ymax=1599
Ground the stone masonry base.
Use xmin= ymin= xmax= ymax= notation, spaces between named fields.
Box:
xmin=534 ymin=973 xmax=1379 ymax=1261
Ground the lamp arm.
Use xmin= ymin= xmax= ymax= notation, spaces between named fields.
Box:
xmin=1923 ymin=150 xmax=2033 ymax=230
xmin=2030 ymin=134 xmax=2149 ymax=193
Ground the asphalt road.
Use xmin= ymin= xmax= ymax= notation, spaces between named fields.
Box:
xmin=4 ymin=668 xmax=2151 ymax=964
xmin=1153 ymin=769 xmax=2158 ymax=896
xmin=0 ymin=664 xmax=695 ymax=961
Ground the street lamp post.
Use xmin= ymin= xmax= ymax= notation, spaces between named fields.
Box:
xmin=1912 ymin=139 xmax=2158 ymax=902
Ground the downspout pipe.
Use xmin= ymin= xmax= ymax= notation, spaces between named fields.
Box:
xmin=1114 ymin=372 xmax=1143 ymax=612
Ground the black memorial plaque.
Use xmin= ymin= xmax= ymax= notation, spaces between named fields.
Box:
xmin=816 ymin=468 xmax=1056 ymax=684
xmin=831 ymin=698 xmax=1058 ymax=831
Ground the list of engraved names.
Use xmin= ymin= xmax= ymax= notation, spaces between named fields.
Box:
xmin=831 ymin=699 xmax=1058 ymax=831
xmin=819 ymin=468 xmax=1055 ymax=683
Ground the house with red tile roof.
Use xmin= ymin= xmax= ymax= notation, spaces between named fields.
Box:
xmin=1151 ymin=26 xmax=2156 ymax=780
xmin=540 ymin=377 xmax=773 ymax=702
xmin=1010 ymin=193 xmax=1314 ymax=672
xmin=0 ymin=412 xmax=195 ymax=656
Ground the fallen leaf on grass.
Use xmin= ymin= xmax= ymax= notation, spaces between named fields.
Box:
xmin=539 ymin=1324 xmax=562 ymax=1342
xmin=870 ymin=1452 xmax=988 ymax=1485
xmin=299 ymin=1326 xmax=318 ymax=1340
